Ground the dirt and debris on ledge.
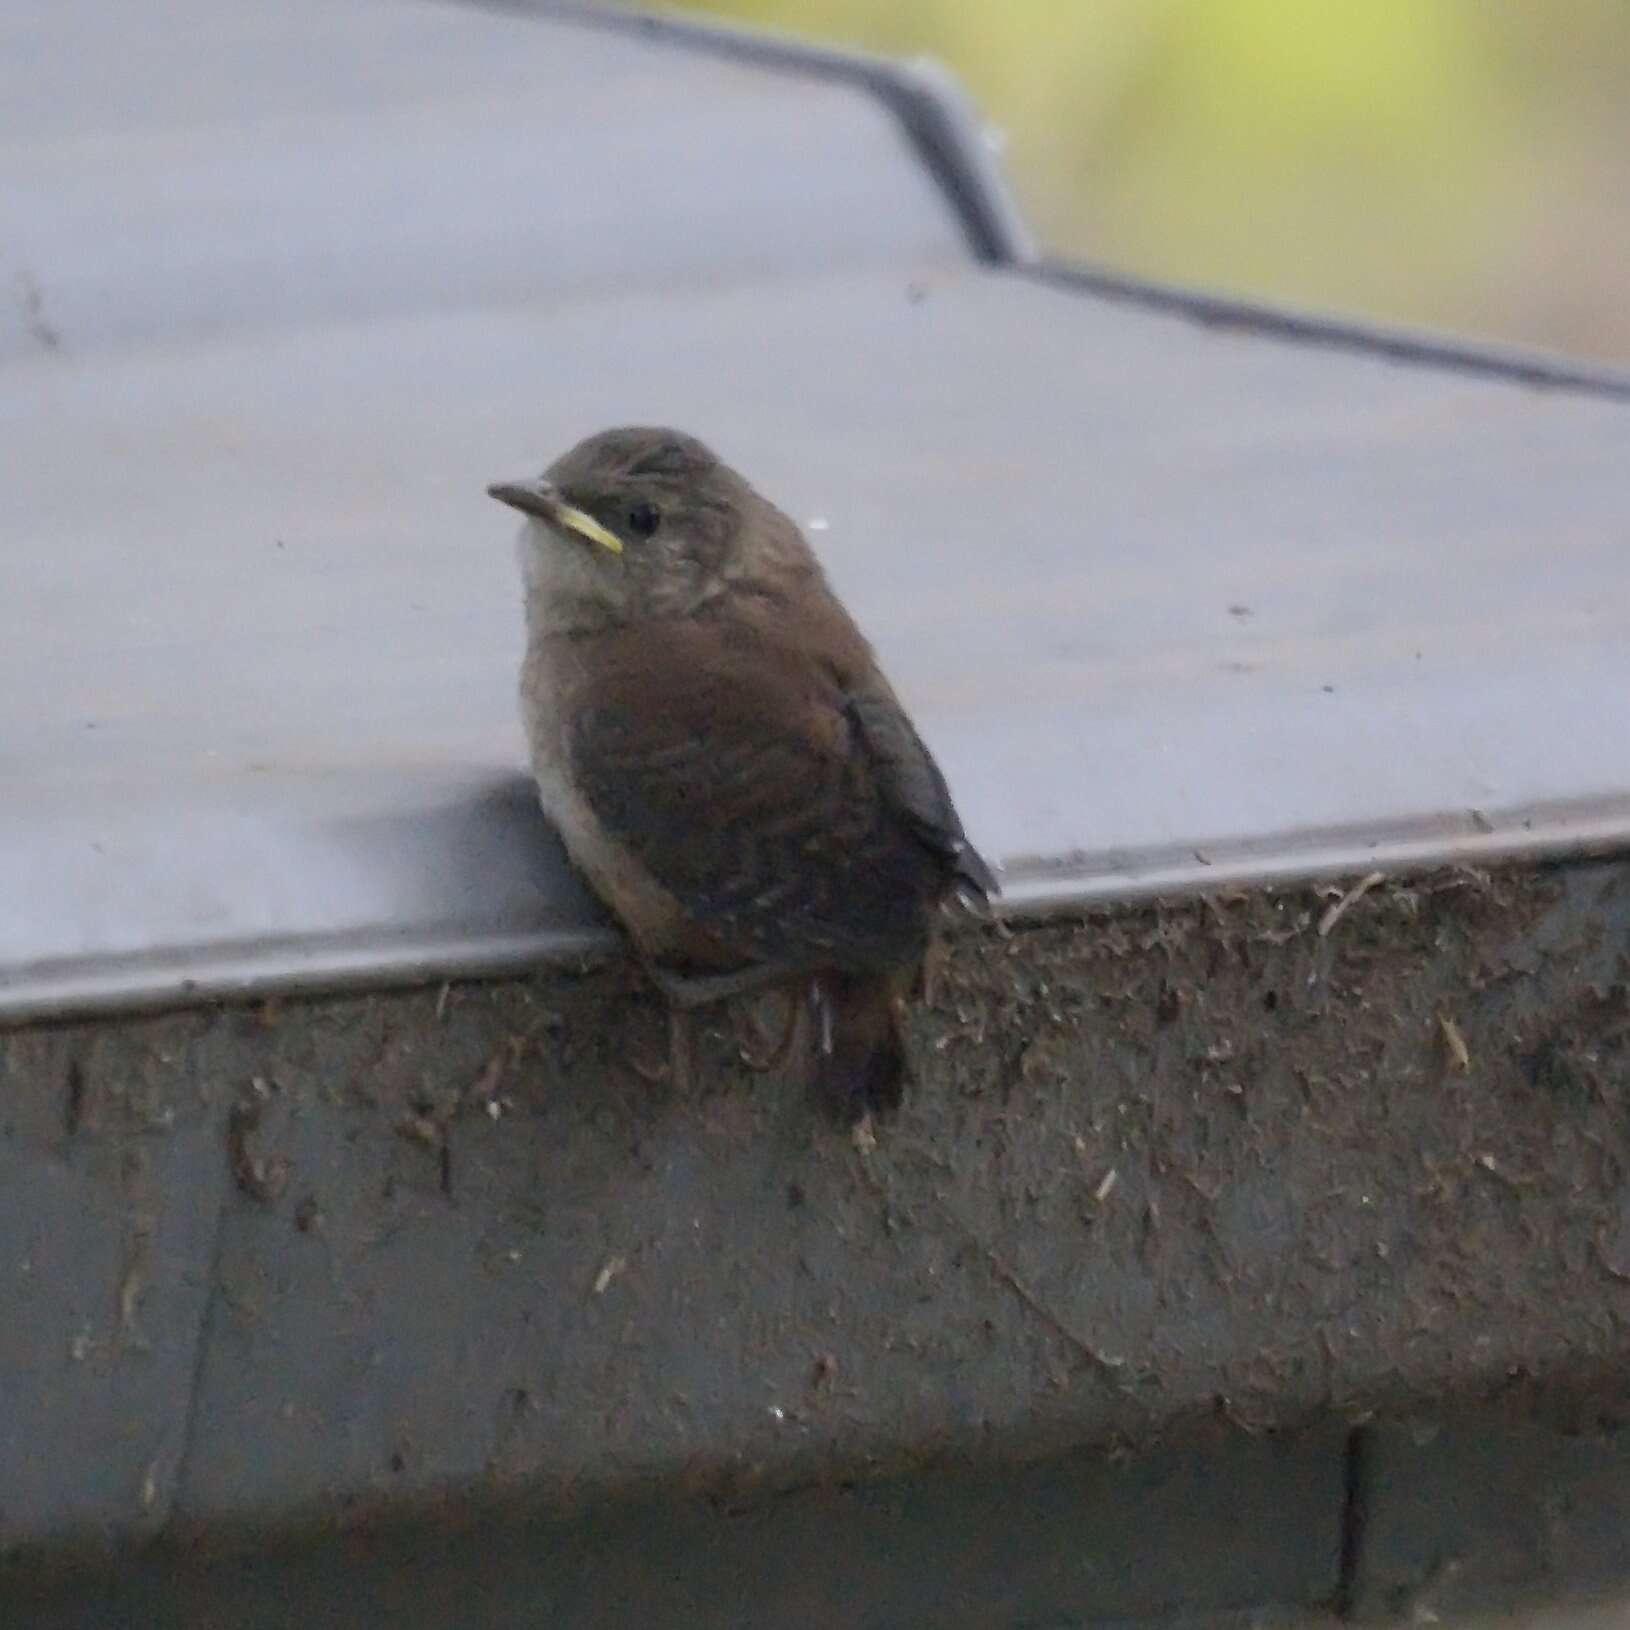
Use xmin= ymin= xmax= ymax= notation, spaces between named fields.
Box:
xmin=3 ymin=858 xmax=1630 ymax=1524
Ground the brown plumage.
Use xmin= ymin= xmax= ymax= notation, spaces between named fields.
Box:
xmin=489 ymin=427 xmax=992 ymax=1120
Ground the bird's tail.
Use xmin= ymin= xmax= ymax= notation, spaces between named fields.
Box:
xmin=811 ymin=972 xmax=909 ymax=1123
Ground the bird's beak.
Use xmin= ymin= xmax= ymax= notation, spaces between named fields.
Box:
xmin=486 ymin=479 xmax=624 ymax=554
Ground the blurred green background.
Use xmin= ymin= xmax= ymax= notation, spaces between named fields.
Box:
xmin=657 ymin=0 xmax=1630 ymax=363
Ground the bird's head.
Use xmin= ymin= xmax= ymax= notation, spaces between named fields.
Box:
xmin=490 ymin=427 xmax=810 ymax=629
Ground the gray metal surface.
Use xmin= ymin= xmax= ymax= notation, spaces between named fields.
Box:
xmin=515 ymin=0 xmax=1037 ymax=264
xmin=4 ymin=0 xmax=1630 ymax=1022
xmin=0 ymin=0 xmax=969 ymax=362
xmin=6 ymin=267 xmax=1630 ymax=1017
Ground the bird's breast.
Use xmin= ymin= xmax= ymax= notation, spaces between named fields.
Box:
xmin=519 ymin=634 xmax=694 ymax=958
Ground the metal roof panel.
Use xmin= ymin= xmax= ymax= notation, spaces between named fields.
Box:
xmin=0 ymin=0 xmax=973 ymax=363
xmin=3 ymin=0 xmax=1628 ymax=1021
xmin=5 ymin=266 xmax=1628 ymax=1017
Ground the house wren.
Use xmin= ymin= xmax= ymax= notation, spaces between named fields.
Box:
xmin=490 ymin=427 xmax=992 ymax=1119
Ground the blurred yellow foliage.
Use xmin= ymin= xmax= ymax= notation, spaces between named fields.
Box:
xmin=660 ymin=0 xmax=1630 ymax=361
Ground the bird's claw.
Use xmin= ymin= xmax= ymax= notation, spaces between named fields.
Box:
xmin=736 ymin=990 xmax=802 ymax=1073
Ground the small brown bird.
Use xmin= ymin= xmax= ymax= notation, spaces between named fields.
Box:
xmin=489 ymin=427 xmax=993 ymax=1119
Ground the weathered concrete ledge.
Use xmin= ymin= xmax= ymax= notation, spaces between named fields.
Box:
xmin=5 ymin=856 xmax=1630 ymax=1619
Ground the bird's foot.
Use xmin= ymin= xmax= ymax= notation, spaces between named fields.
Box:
xmin=736 ymin=987 xmax=803 ymax=1073
xmin=646 ymin=961 xmax=793 ymax=1011
xmin=810 ymin=978 xmax=835 ymax=1058
xmin=627 ymin=1004 xmax=695 ymax=1091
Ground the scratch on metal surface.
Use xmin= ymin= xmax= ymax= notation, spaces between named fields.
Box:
xmin=16 ymin=267 xmax=64 ymax=353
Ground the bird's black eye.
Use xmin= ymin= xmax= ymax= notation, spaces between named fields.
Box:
xmin=626 ymin=499 xmax=660 ymax=539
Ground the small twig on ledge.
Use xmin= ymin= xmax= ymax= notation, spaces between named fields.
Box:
xmin=1439 ymin=1013 xmax=1471 ymax=1073
xmin=1318 ymin=870 xmax=1386 ymax=937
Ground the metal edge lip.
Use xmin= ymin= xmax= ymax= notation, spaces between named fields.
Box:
xmin=0 ymin=925 xmax=618 ymax=1028
xmin=6 ymin=798 xmax=1627 ymax=1026
xmin=466 ymin=0 xmax=1037 ymax=266
xmin=995 ymin=795 xmax=1630 ymax=914
xmin=1028 ymin=259 xmax=1630 ymax=403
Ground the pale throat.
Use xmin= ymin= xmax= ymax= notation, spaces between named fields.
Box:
xmin=514 ymin=520 xmax=624 ymax=638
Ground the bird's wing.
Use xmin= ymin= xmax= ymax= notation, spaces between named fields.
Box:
xmin=566 ymin=623 xmax=953 ymax=972
xmin=844 ymin=691 xmax=995 ymax=900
